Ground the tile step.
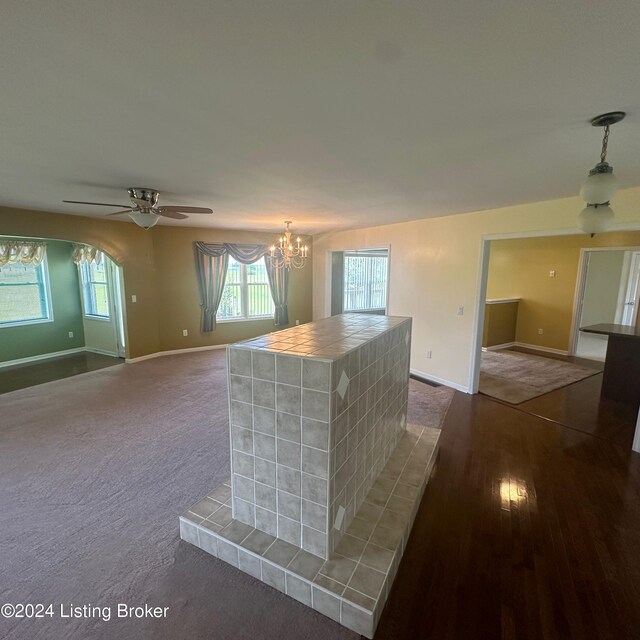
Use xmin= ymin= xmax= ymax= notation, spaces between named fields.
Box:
xmin=180 ymin=423 xmax=440 ymax=638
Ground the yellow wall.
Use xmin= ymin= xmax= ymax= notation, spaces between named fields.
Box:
xmin=312 ymin=187 xmax=640 ymax=390
xmin=483 ymin=301 xmax=518 ymax=348
xmin=0 ymin=206 xmax=313 ymax=358
xmin=487 ymin=232 xmax=640 ymax=352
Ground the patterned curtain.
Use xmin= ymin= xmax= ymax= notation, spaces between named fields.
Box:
xmin=71 ymin=244 xmax=103 ymax=265
xmin=194 ymin=242 xmax=290 ymax=330
xmin=0 ymin=241 xmax=47 ymax=266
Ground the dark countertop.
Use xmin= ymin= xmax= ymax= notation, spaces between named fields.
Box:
xmin=580 ymin=323 xmax=640 ymax=339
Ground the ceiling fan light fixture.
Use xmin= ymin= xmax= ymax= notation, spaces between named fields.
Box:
xmin=63 ymin=187 xmax=213 ymax=225
xmin=129 ymin=211 xmax=160 ymax=229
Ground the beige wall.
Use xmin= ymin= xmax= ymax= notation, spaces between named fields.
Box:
xmin=487 ymin=232 xmax=640 ymax=352
xmin=312 ymin=187 xmax=640 ymax=390
xmin=0 ymin=206 xmax=313 ymax=358
xmin=152 ymin=226 xmax=312 ymax=351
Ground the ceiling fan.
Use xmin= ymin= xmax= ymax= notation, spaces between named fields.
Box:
xmin=63 ymin=187 xmax=213 ymax=229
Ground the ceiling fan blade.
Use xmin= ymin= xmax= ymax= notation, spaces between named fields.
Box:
xmin=105 ymin=210 xmax=133 ymax=216
xmin=159 ymin=206 xmax=213 ymax=214
xmin=158 ymin=210 xmax=188 ymax=220
xmin=63 ymin=200 xmax=131 ymax=208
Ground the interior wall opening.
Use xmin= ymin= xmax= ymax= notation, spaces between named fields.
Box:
xmin=470 ymin=229 xmax=640 ymax=453
xmin=0 ymin=236 xmax=127 ymax=368
xmin=329 ymin=247 xmax=390 ymax=316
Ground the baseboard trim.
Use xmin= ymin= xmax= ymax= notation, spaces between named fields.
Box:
xmin=483 ymin=342 xmax=569 ymax=357
xmin=0 ymin=347 xmax=86 ymax=369
xmin=483 ymin=342 xmax=516 ymax=351
xmin=514 ymin=342 xmax=569 ymax=356
xmin=85 ymin=347 xmax=119 ymax=357
xmin=410 ymin=368 xmax=469 ymax=394
xmin=125 ymin=344 xmax=228 ymax=364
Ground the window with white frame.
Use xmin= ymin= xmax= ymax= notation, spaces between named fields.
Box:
xmin=218 ymin=256 xmax=274 ymax=321
xmin=343 ymin=250 xmax=389 ymax=312
xmin=79 ymin=261 xmax=110 ymax=319
xmin=0 ymin=259 xmax=52 ymax=326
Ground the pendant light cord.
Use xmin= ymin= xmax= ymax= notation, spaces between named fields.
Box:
xmin=600 ymin=125 xmax=610 ymax=163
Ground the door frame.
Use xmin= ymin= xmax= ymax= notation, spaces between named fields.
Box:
xmin=106 ymin=259 xmax=127 ymax=357
xmin=621 ymin=251 xmax=640 ymax=326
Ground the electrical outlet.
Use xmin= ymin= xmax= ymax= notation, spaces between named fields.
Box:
xmin=131 ymin=294 xmax=137 ymax=303
xmin=427 ymin=350 xmax=433 ymax=359
xmin=538 ymin=328 xmax=544 ymax=335
xmin=182 ymin=329 xmax=188 ymax=337
xmin=457 ymin=306 xmax=464 ymax=316
xmin=68 ymin=331 xmax=74 ymax=338
xmin=549 ymin=270 xmax=556 ymax=277
xmin=295 ymin=319 xmax=300 ymax=325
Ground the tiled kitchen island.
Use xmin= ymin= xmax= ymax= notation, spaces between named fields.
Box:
xmin=180 ymin=314 xmax=441 ymax=637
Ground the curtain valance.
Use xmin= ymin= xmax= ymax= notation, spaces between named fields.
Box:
xmin=194 ymin=242 xmax=290 ymax=332
xmin=0 ymin=241 xmax=47 ymax=267
xmin=71 ymin=244 xmax=103 ymax=265
xmin=194 ymin=242 xmax=269 ymax=264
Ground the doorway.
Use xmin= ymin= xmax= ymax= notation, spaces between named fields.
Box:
xmin=470 ymin=231 xmax=640 ymax=455
xmin=77 ymin=252 xmax=127 ymax=358
xmin=571 ymin=248 xmax=640 ymax=361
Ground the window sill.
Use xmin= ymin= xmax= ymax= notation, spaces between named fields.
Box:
xmin=0 ymin=317 xmax=54 ymax=329
xmin=217 ymin=316 xmax=273 ymax=324
xmin=83 ymin=314 xmax=111 ymax=322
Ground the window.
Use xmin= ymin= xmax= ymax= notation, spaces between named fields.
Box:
xmin=0 ymin=259 xmax=52 ymax=326
xmin=344 ymin=251 xmax=389 ymax=312
xmin=218 ymin=257 xmax=275 ymax=321
xmin=79 ymin=261 xmax=110 ymax=319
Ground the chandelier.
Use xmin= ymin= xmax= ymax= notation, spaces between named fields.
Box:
xmin=268 ymin=221 xmax=309 ymax=270
xmin=578 ymin=111 xmax=626 ymax=236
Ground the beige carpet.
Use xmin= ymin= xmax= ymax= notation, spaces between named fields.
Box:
xmin=0 ymin=349 xmax=454 ymax=640
xmin=479 ymin=349 xmax=601 ymax=404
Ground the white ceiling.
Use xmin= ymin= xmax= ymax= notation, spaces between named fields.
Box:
xmin=1 ymin=0 xmax=639 ymax=234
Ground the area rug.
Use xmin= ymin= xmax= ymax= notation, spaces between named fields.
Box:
xmin=479 ymin=349 xmax=601 ymax=404
xmin=0 ymin=350 xmax=453 ymax=640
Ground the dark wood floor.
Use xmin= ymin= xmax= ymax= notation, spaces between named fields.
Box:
xmin=0 ymin=351 xmax=123 ymax=394
xmin=481 ymin=347 xmax=636 ymax=448
xmin=378 ymin=385 xmax=640 ymax=640
xmin=519 ymin=373 xmax=638 ymax=449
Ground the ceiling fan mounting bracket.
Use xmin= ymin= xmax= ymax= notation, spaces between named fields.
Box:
xmin=128 ymin=187 xmax=160 ymax=208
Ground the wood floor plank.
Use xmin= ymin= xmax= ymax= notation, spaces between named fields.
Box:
xmin=0 ymin=352 xmax=123 ymax=394
xmin=376 ymin=389 xmax=640 ymax=639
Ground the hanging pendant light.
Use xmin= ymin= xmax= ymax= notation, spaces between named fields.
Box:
xmin=578 ymin=111 xmax=625 ymax=236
